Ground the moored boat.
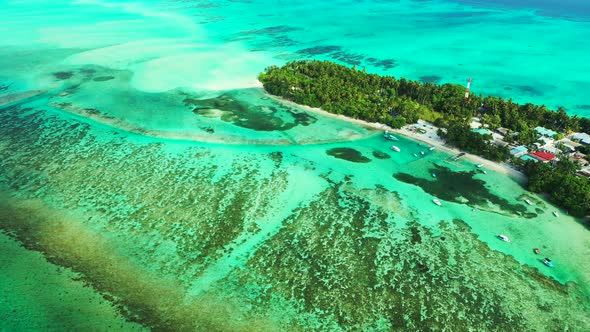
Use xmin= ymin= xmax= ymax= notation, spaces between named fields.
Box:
xmin=432 ymin=199 xmax=442 ymax=206
xmin=553 ymin=211 xmax=559 ymax=217
xmin=534 ymin=248 xmax=540 ymax=254
xmin=476 ymin=163 xmax=483 ymax=168
xmin=497 ymin=234 xmax=510 ymax=242
xmin=383 ymin=131 xmax=399 ymax=141
xmin=524 ymin=199 xmax=533 ymax=205
xmin=542 ymin=258 xmax=554 ymax=267
xmin=390 ymin=145 xmax=400 ymax=152
xmin=432 ymin=173 xmax=437 ymax=178
xmin=429 ymin=146 xmax=436 ymax=151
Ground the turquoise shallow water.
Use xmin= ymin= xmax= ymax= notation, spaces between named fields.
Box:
xmin=2 ymin=0 xmax=590 ymax=116
xmin=1 ymin=0 xmax=590 ymax=330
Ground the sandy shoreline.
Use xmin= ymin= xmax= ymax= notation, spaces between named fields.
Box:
xmin=272 ymin=94 xmax=528 ymax=184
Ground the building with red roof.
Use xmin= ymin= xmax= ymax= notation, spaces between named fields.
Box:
xmin=529 ymin=151 xmax=556 ymax=162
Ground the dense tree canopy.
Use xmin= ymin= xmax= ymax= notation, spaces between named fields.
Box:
xmin=438 ymin=123 xmax=509 ymax=162
xmin=524 ymin=160 xmax=590 ymax=218
xmin=259 ymin=60 xmax=588 ymax=134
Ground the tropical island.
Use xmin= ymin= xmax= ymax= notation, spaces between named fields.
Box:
xmin=258 ymin=60 xmax=590 ymax=220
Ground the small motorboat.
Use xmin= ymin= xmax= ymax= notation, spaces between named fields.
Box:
xmin=534 ymin=248 xmax=540 ymax=254
xmin=553 ymin=211 xmax=559 ymax=217
xmin=432 ymin=199 xmax=442 ymax=206
xmin=497 ymin=234 xmax=511 ymax=242
xmin=542 ymin=258 xmax=554 ymax=267
xmin=476 ymin=164 xmax=483 ymax=168
xmin=420 ymin=151 xmax=425 ymax=155
xmin=429 ymin=146 xmax=436 ymax=151
xmin=390 ymin=145 xmax=401 ymax=152
xmin=413 ymin=153 xmax=418 ymax=157
xmin=432 ymin=173 xmax=437 ymax=178
xmin=383 ymin=131 xmax=399 ymax=141
xmin=481 ymin=170 xmax=487 ymax=174
xmin=524 ymin=199 xmax=533 ymax=205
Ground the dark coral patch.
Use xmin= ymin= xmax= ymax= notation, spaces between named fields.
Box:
xmin=187 ymin=94 xmax=317 ymax=131
xmin=372 ymin=150 xmax=391 ymax=160
xmin=327 ymin=148 xmax=371 ymax=163
xmin=53 ymin=72 xmax=73 ymax=80
xmin=514 ymin=85 xmax=544 ymax=96
xmin=241 ymin=25 xmax=301 ymax=36
xmin=365 ymin=58 xmax=398 ymax=70
xmin=330 ymin=51 xmax=364 ymax=66
xmin=419 ymin=75 xmax=442 ymax=83
xmin=93 ymin=76 xmax=115 ymax=82
xmin=394 ymin=165 xmax=527 ymax=215
xmin=296 ymin=45 xmax=342 ymax=55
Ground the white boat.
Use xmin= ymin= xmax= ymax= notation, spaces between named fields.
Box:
xmin=432 ymin=199 xmax=442 ymax=206
xmin=429 ymin=146 xmax=436 ymax=151
xmin=553 ymin=211 xmax=559 ymax=217
xmin=542 ymin=258 xmax=554 ymax=267
xmin=476 ymin=164 xmax=483 ymax=168
xmin=497 ymin=234 xmax=511 ymax=242
xmin=383 ymin=131 xmax=399 ymax=141
xmin=481 ymin=170 xmax=487 ymax=174
xmin=420 ymin=151 xmax=425 ymax=155
xmin=524 ymin=199 xmax=533 ymax=205
xmin=413 ymin=153 xmax=418 ymax=157
xmin=390 ymin=145 xmax=400 ymax=152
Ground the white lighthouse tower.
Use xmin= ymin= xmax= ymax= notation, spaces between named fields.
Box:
xmin=464 ymin=77 xmax=472 ymax=99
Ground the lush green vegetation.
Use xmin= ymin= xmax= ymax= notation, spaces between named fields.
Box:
xmin=437 ymin=122 xmax=509 ymax=161
xmin=259 ymin=60 xmax=589 ymax=135
xmin=523 ymin=159 xmax=590 ymax=218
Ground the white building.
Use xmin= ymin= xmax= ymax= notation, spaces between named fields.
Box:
xmin=571 ymin=133 xmax=590 ymax=145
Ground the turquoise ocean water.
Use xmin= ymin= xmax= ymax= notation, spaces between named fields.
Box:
xmin=1 ymin=0 xmax=589 ymax=330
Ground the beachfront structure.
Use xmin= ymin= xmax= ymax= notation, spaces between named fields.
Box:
xmin=557 ymin=139 xmax=580 ymax=152
xmin=562 ymin=144 xmax=577 ymax=152
xmin=469 ymin=117 xmax=482 ymax=129
xmin=472 ymin=128 xmax=491 ymax=136
xmin=541 ymin=145 xmax=560 ymax=155
xmin=510 ymin=145 xmax=528 ymax=157
xmin=496 ymin=127 xmax=510 ymax=136
xmin=539 ymin=136 xmax=554 ymax=145
xmin=520 ymin=154 xmax=539 ymax=162
xmin=535 ymin=126 xmax=558 ymax=138
xmin=570 ymin=155 xmax=589 ymax=167
xmin=529 ymin=151 xmax=556 ymax=163
xmin=571 ymin=132 xmax=590 ymax=145
xmin=577 ymin=168 xmax=590 ymax=178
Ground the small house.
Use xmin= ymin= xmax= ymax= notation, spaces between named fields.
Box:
xmin=535 ymin=127 xmax=558 ymax=138
xmin=529 ymin=151 xmax=556 ymax=163
xmin=571 ymin=133 xmax=590 ymax=145
xmin=541 ymin=145 xmax=559 ymax=155
xmin=510 ymin=145 xmax=528 ymax=157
